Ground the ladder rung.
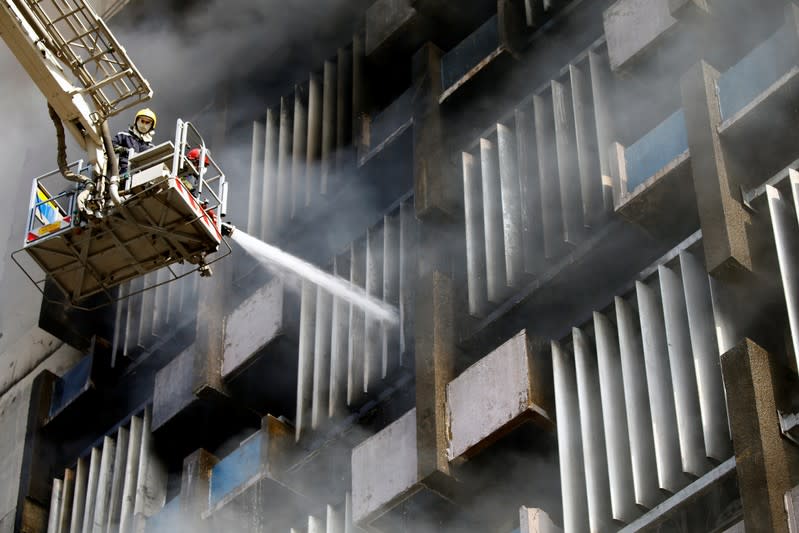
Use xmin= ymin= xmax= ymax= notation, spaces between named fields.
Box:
xmin=43 ymin=6 xmax=87 ymax=27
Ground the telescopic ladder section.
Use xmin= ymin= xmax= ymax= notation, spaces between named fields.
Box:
xmin=20 ymin=0 xmax=150 ymax=117
xmin=0 ymin=0 xmax=151 ymax=146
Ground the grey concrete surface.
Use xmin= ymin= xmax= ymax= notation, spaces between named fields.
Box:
xmin=0 ymin=343 xmax=81 ymax=533
xmin=222 ymin=278 xmax=285 ymax=379
xmin=351 ymin=408 xmax=418 ymax=523
xmin=603 ymin=0 xmax=677 ymax=71
xmin=446 ymin=331 xmax=550 ymax=460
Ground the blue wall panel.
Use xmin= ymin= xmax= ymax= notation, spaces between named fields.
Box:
xmin=209 ymin=432 xmax=263 ymax=506
xmin=49 ymin=355 xmax=92 ymax=418
xmin=370 ymin=87 xmax=413 ymax=149
xmin=718 ymin=23 xmax=798 ymax=120
xmin=625 ymin=109 xmax=688 ymax=192
xmin=441 ymin=15 xmax=500 ymax=91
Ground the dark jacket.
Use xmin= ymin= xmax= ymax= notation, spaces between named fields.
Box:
xmin=112 ymin=128 xmax=154 ymax=175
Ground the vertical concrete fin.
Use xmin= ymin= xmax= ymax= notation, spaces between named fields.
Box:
xmin=552 ymin=340 xmax=589 ymax=533
xmin=91 ymin=439 xmax=117 ymax=531
xmin=497 ymin=122 xmax=524 ymax=287
xmin=588 ymin=50 xmax=615 ymax=213
xmin=292 ymin=84 xmax=309 ymax=219
xmin=552 ymin=78 xmax=583 ymax=246
xmin=296 ymin=282 xmax=318 ymax=441
xmin=515 ymin=104 xmax=543 ymax=275
xmin=608 ymin=142 xmax=627 ymax=208
xmin=337 ymin=45 xmax=353 ymax=173
xmin=261 ymin=108 xmax=279 ymax=240
xmin=658 ymin=264 xmax=707 ymax=476
xmin=309 ymin=513 xmax=325 ymax=532
xmin=679 ymin=251 xmax=732 ymax=460
xmin=119 ymin=416 xmax=143 ymax=533
xmin=345 ymin=492 xmax=355 ymax=533
xmin=133 ymin=408 xmax=166 ymax=525
xmin=330 ymin=256 xmax=351 ymax=418
xmin=112 ymin=283 xmax=129 ymax=363
xmin=153 ymin=269 xmax=170 ymax=337
xmin=480 ymin=136 xmax=507 ymax=302
xmin=326 ymin=504 xmax=343 ymax=533
xmin=312 ymin=288 xmax=333 ymax=430
xmin=57 ymin=469 xmax=75 ymax=533
xmin=364 ymin=224 xmax=384 ymax=390
xmin=399 ymin=198 xmax=417 ymax=365
xmin=69 ymin=457 xmax=88 ymax=533
xmin=593 ymin=312 xmax=637 ymax=522
xmin=121 ymin=282 xmax=134 ymax=355
xmin=247 ymin=120 xmax=265 ymax=235
xmin=709 ymin=276 xmax=739 ymax=358
xmin=321 ymin=60 xmax=338 ymax=195
xmin=47 ymin=479 xmax=63 ymax=533
xmin=635 ymin=279 xmax=684 ymax=492
xmin=463 ymin=151 xmax=488 ymax=316
xmin=569 ymin=63 xmax=602 ymax=227
xmin=769 ymin=178 xmax=799 ymax=370
xmin=166 ymin=269 xmax=180 ymax=326
xmin=348 ymin=240 xmax=366 ymax=405
xmin=572 ymin=327 xmax=612 ymax=532
xmin=383 ymin=210 xmax=401 ymax=376
xmin=137 ymin=272 xmax=157 ymax=346
xmin=352 ymin=34 xmax=366 ymax=148
xmin=81 ymin=448 xmax=101 ymax=533
xmin=106 ymin=427 xmax=129 ymax=531
xmin=306 ymin=74 xmax=323 ymax=208
xmin=533 ymin=93 xmax=563 ymax=259
xmin=276 ymin=96 xmax=294 ymax=229
xmin=614 ymin=296 xmax=659 ymax=508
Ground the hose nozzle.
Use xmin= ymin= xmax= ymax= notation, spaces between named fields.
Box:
xmin=221 ymin=222 xmax=235 ymax=238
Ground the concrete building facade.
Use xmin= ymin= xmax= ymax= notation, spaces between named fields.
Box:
xmin=3 ymin=0 xmax=799 ymax=531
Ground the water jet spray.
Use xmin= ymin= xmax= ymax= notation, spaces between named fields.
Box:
xmin=231 ymin=230 xmax=399 ymax=325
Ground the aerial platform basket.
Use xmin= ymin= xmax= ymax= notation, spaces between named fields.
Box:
xmin=12 ymin=120 xmax=231 ymax=309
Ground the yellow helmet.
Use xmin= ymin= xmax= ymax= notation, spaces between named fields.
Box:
xmin=135 ymin=108 xmax=157 ymax=130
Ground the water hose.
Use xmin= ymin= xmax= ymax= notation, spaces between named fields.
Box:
xmin=47 ymin=104 xmax=90 ymax=185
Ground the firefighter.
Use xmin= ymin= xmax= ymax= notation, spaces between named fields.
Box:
xmin=112 ymin=108 xmax=157 ymax=176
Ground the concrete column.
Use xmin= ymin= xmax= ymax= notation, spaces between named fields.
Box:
xmin=414 ymin=271 xmax=455 ymax=479
xmin=413 ymin=43 xmax=455 ymax=219
xmin=193 ymin=250 xmax=230 ymax=395
xmin=721 ymin=339 xmax=799 ymax=533
xmin=412 ymin=42 xmax=458 ymax=484
xmin=180 ymin=449 xmax=218 ymax=528
xmin=680 ymin=61 xmax=755 ymax=280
